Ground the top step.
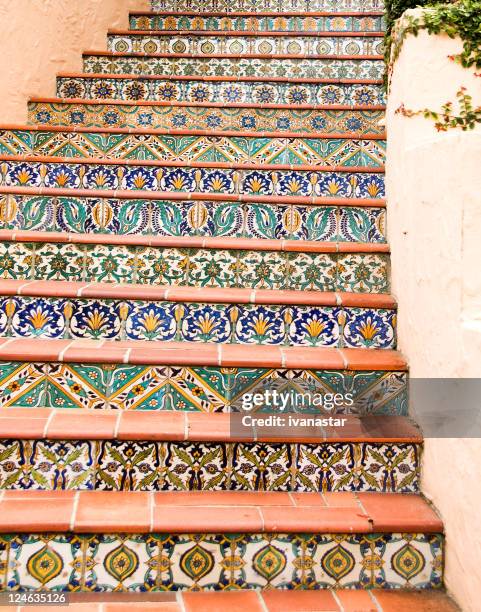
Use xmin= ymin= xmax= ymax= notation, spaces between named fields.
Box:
xmin=149 ymin=0 xmax=385 ymax=13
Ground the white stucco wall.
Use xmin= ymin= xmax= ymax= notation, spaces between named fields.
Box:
xmin=387 ymin=18 xmax=481 ymax=612
xmin=0 ymin=0 xmax=149 ymax=123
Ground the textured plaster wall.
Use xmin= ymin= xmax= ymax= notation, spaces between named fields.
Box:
xmin=387 ymin=20 xmax=481 ymax=612
xmin=0 ymin=0 xmax=149 ymax=123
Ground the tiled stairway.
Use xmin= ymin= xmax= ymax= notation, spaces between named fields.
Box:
xmin=0 ymin=0 xmax=459 ymax=609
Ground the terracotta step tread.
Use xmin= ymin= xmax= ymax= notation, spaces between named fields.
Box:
xmin=30 ymin=96 xmax=386 ymax=110
xmin=1 ymin=123 xmax=387 ymax=139
xmin=0 ymin=153 xmax=385 ymax=172
xmin=0 ymin=338 xmax=406 ymax=370
xmin=0 ymin=186 xmax=387 ymax=208
xmin=0 ymin=279 xmax=396 ymax=308
xmin=131 ymin=10 xmax=387 ymax=17
xmin=0 ymin=409 xmax=421 ymax=443
xmin=84 ymin=50 xmax=384 ymax=60
xmin=57 ymin=71 xmax=384 ymax=84
xmin=0 ymin=590 xmax=458 ymax=612
xmin=0 ymin=491 xmax=442 ymax=534
xmin=111 ymin=28 xmax=386 ymax=37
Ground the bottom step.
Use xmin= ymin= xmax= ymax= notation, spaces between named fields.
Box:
xmin=0 ymin=492 xmax=444 ymax=592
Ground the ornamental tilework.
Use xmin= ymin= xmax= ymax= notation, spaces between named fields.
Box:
xmin=150 ymin=0 xmax=386 ymax=12
xmin=56 ymin=77 xmax=385 ymax=106
xmin=0 ymin=532 xmax=443 ymax=592
xmin=0 ymin=362 xmax=407 ymax=414
xmin=106 ymin=34 xmax=384 ymax=56
xmin=82 ymin=55 xmax=384 ymax=80
xmin=0 ymin=161 xmax=385 ymax=199
xmin=28 ymin=103 xmax=387 ymax=134
xmin=0 ymin=130 xmax=387 ymax=167
xmin=0 ymin=195 xmax=388 ymax=243
xmin=129 ymin=14 xmax=386 ymax=33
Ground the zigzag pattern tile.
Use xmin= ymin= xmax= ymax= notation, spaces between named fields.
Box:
xmin=1 ymin=532 xmax=443 ymax=591
xmin=150 ymin=0 xmax=386 ymax=12
xmin=129 ymin=14 xmax=386 ymax=33
xmin=107 ymin=33 xmax=384 ymax=56
xmin=0 ymin=296 xmax=397 ymax=349
xmin=0 ymin=130 xmax=387 ymax=167
xmin=0 ymin=241 xmax=390 ymax=293
xmin=0 ymin=161 xmax=385 ymax=199
xmin=0 ymin=439 xmax=419 ymax=492
xmin=82 ymin=55 xmax=384 ymax=80
xmin=57 ymin=77 xmax=385 ymax=105
xmin=0 ymin=195 xmax=387 ymax=242
xmin=28 ymin=103 xmax=387 ymax=134
xmin=0 ymin=362 xmax=407 ymax=413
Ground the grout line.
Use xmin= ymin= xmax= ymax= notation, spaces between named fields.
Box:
xmin=43 ymin=410 xmax=56 ymax=439
xmin=77 ymin=282 xmax=95 ymax=297
xmin=288 ymin=491 xmax=297 ymax=507
xmin=183 ymin=413 xmax=189 ymax=441
xmin=58 ymin=340 xmax=75 ymax=362
xmin=217 ymin=344 xmax=223 ymax=366
xmin=257 ymin=507 xmax=265 ymax=532
xmin=332 ymin=590 xmax=345 ymax=612
xmin=257 ymin=591 xmax=269 ymax=612
xmin=280 ymin=347 xmax=286 ymax=368
xmin=0 ymin=490 xmax=5 ymax=503
xmin=123 ymin=348 xmax=132 ymax=364
xmin=149 ymin=492 xmax=155 ymax=533
xmin=16 ymin=281 xmax=32 ymax=296
xmin=369 ymin=590 xmax=383 ymax=612
xmin=70 ymin=491 xmax=80 ymax=532
xmin=177 ymin=592 xmax=186 ymax=612
xmin=113 ymin=411 xmax=122 ymax=439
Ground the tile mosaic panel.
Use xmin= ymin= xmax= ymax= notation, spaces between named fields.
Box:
xmin=0 ymin=362 xmax=407 ymax=414
xmin=28 ymin=103 xmax=387 ymax=134
xmin=0 ymin=241 xmax=391 ymax=293
xmin=0 ymin=195 xmax=388 ymax=243
xmin=0 ymin=131 xmax=386 ymax=167
xmin=0 ymin=440 xmax=420 ymax=493
xmin=0 ymin=296 xmax=398 ymax=349
xmin=106 ymin=34 xmax=384 ymax=56
xmin=0 ymin=531 xmax=443 ymax=591
xmin=82 ymin=55 xmax=384 ymax=80
xmin=150 ymin=0 xmax=386 ymax=12
xmin=56 ymin=77 xmax=385 ymax=105
xmin=129 ymin=14 xmax=386 ymax=33
xmin=0 ymin=161 xmax=385 ymax=199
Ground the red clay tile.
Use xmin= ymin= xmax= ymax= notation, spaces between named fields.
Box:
xmin=358 ymin=493 xmax=444 ymax=533
xmin=183 ymin=591 xmax=263 ymax=612
xmin=118 ymin=411 xmax=185 ymax=441
xmin=337 ymin=292 xmax=397 ymax=308
xmin=220 ymin=344 xmax=282 ymax=367
xmin=129 ymin=342 xmax=219 ymax=366
xmin=154 ymin=491 xmax=294 ymax=507
xmin=320 ymin=492 xmax=360 ymax=508
xmin=261 ymin=590 xmax=339 ymax=612
xmin=47 ymin=410 xmax=118 ymax=440
xmin=323 ymin=415 xmax=422 ymax=443
xmin=152 ymin=505 xmax=263 ymax=533
xmin=105 ymin=604 xmax=180 ymax=612
xmin=75 ymin=491 xmax=151 ymax=533
xmin=254 ymin=289 xmax=338 ymax=306
xmin=0 ymin=338 xmax=71 ymax=361
xmin=335 ymin=590 xmax=376 ymax=611
xmin=289 ymin=492 xmax=327 ymax=507
xmin=373 ymin=591 xmax=459 ymax=612
xmin=186 ymin=412 xmax=233 ymax=441
xmin=0 ymin=496 xmax=74 ymax=532
xmin=281 ymin=347 xmax=345 ymax=369
xmin=342 ymin=349 xmax=408 ymax=371
xmin=3 ymin=490 xmax=76 ymax=500
xmin=0 ymin=412 xmax=49 ymax=439
xmin=261 ymin=506 xmax=371 ymax=533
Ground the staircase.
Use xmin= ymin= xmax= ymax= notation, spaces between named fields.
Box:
xmin=0 ymin=0 xmax=459 ymax=609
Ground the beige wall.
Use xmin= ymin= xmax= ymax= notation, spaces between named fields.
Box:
xmin=0 ymin=0 xmax=149 ymax=124
xmin=387 ymin=18 xmax=481 ymax=612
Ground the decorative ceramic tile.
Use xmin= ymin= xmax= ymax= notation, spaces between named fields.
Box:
xmin=129 ymin=13 xmax=386 ymax=33
xmin=160 ymin=442 xmax=230 ymax=491
xmin=56 ymin=77 xmax=385 ymax=105
xmin=107 ymin=33 xmax=384 ymax=56
xmin=231 ymin=443 xmax=294 ymax=491
xmin=0 ymin=531 xmax=443 ymax=592
xmin=83 ymin=54 xmax=384 ymax=80
xmin=150 ymin=0 xmax=386 ymax=13
xmin=28 ymin=103 xmax=387 ymax=135
xmin=0 ymin=160 xmax=385 ymax=199
xmin=0 ymin=362 xmax=408 ymax=414
xmin=0 ymin=130 xmax=387 ymax=167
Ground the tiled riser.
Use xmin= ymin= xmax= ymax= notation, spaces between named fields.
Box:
xmin=0 ymin=298 xmax=397 ymax=349
xmin=0 ymin=531 xmax=443 ymax=591
xmin=129 ymin=14 xmax=386 ymax=33
xmin=0 ymin=163 xmax=385 ymax=199
xmin=107 ymin=34 xmax=384 ymax=56
xmin=150 ymin=0 xmax=386 ymax=12
xmin=83 ymin=56 xmax=384 ymax=80
xmin=57 ymin=78 xmax=385 ymax=105
xmin=0 ymin=440 xmax=420 ymax=493
xmin=28 ymin=104 xmax=387 ymax=134
xmin=0 ymin=132 xmax=386 ymax=167
xmin=0 ymin=362 xmax=407 ymax=413
xmin=0 ymin=242 xmax=390 ymax=293
xmin=0 ymin=196 xmax=387 ymax=243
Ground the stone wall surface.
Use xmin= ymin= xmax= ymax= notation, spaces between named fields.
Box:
xmin=0 ymin=0 xmax=149 ymax=123
xmin=387 ymin=23 xmax=481 ymax=612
